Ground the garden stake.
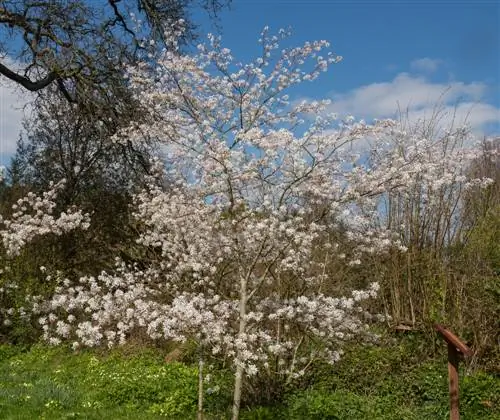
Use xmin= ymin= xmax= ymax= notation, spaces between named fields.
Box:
xmin=434 ymin=324 xmax=472 ymax=420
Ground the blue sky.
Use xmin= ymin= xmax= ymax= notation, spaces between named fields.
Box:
xmin=203 ymin=0 xmax=499 ymax=96
xmin=1 ymin=0 xmax=499 ymax=166
xmin=196 ymin=0 xmax=499 ymax=132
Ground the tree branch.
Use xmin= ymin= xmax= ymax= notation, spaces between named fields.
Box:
xmin=0 ymin=61 xmax=57 ymax=91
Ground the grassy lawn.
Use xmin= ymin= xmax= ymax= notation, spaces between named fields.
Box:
xmin=0 ymin=340 xmax=498 ymax=419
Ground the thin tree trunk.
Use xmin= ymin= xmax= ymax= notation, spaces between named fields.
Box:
xmin=232 ymin=362 xmax=244 ymax=420
xmin=232 ymin=274 xmax=248 ymax=420
xmin=197 ymin=346 xmax=204 ymax=420
xmin=232 ymin=240 xmax=267 ymax=420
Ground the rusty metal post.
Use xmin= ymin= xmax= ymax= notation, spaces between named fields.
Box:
xmin=434 ymin=324 xmax=472 ymax=420
xmin=447 ymin=342 xmax=460 ymax=420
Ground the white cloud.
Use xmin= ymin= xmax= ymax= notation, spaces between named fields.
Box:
xmin=410 ymin=58 xmax=442 ymax=74
xmin=326 ymin=72 xmax=499 ymax=136
xmin=0 ymin=59 xmax=34 ymax=162
xmin=0 ymin=84 xmax=28 ymax=157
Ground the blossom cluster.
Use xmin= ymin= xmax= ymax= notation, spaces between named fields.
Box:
xmin=36 ymin=260 xmax=380 ymax=378
xmin=0 ymin=180 xmax=90 ymax=256
xmin=346 ymin=127 xmax=495 ymax=246
xmin=0 ymin=180 xmax=91 ymax=329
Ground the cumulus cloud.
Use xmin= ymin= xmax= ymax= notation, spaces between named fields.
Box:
xmin=410 ymin=57 xmax=443 ymax=74
xmin=326 ymin=72 xmax=499 ymax=136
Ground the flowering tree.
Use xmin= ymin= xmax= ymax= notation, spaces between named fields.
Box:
xmin=31 ymin=26 xmax=493 ymax=419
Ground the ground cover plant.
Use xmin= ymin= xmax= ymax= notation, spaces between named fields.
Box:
xmin=0 ymin=339 xmax=498 ymax=419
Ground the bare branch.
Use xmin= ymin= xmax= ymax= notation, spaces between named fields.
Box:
xmin=0 ymin=60 xmax=56 ymax=91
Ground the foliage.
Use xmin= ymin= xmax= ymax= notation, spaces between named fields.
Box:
xmin=285 ymin=390 xmax=411 ymax=420
xmin=0 ymin=343 xmax=498 ymax=419
xmin=284 ymin=337 xmax=500 ymax=420
xmin=0 ymin=344 xmax=199 ymax=419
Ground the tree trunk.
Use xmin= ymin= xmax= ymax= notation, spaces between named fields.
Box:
xmin=197 ymin=347 xmax=204 ymax=420
xmin=232 ymin=274 xmax=248 ymax=420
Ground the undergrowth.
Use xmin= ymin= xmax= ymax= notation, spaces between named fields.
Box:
xmin=0 ymin=335 xmax=498 ymax=419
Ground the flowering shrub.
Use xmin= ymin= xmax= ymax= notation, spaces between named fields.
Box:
xmin=0 ymin=180 xmax=90 ymax=333
xmin=0 ymin=180 xmax=90 ymax=257
xmin=29 ymin=25 xmax=494 ymax=419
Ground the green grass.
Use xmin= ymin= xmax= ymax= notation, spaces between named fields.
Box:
xmin=0 ymin=344 xmax=204 ymax=419
xmin=0 ymin=339 xmax=498 ymax=419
